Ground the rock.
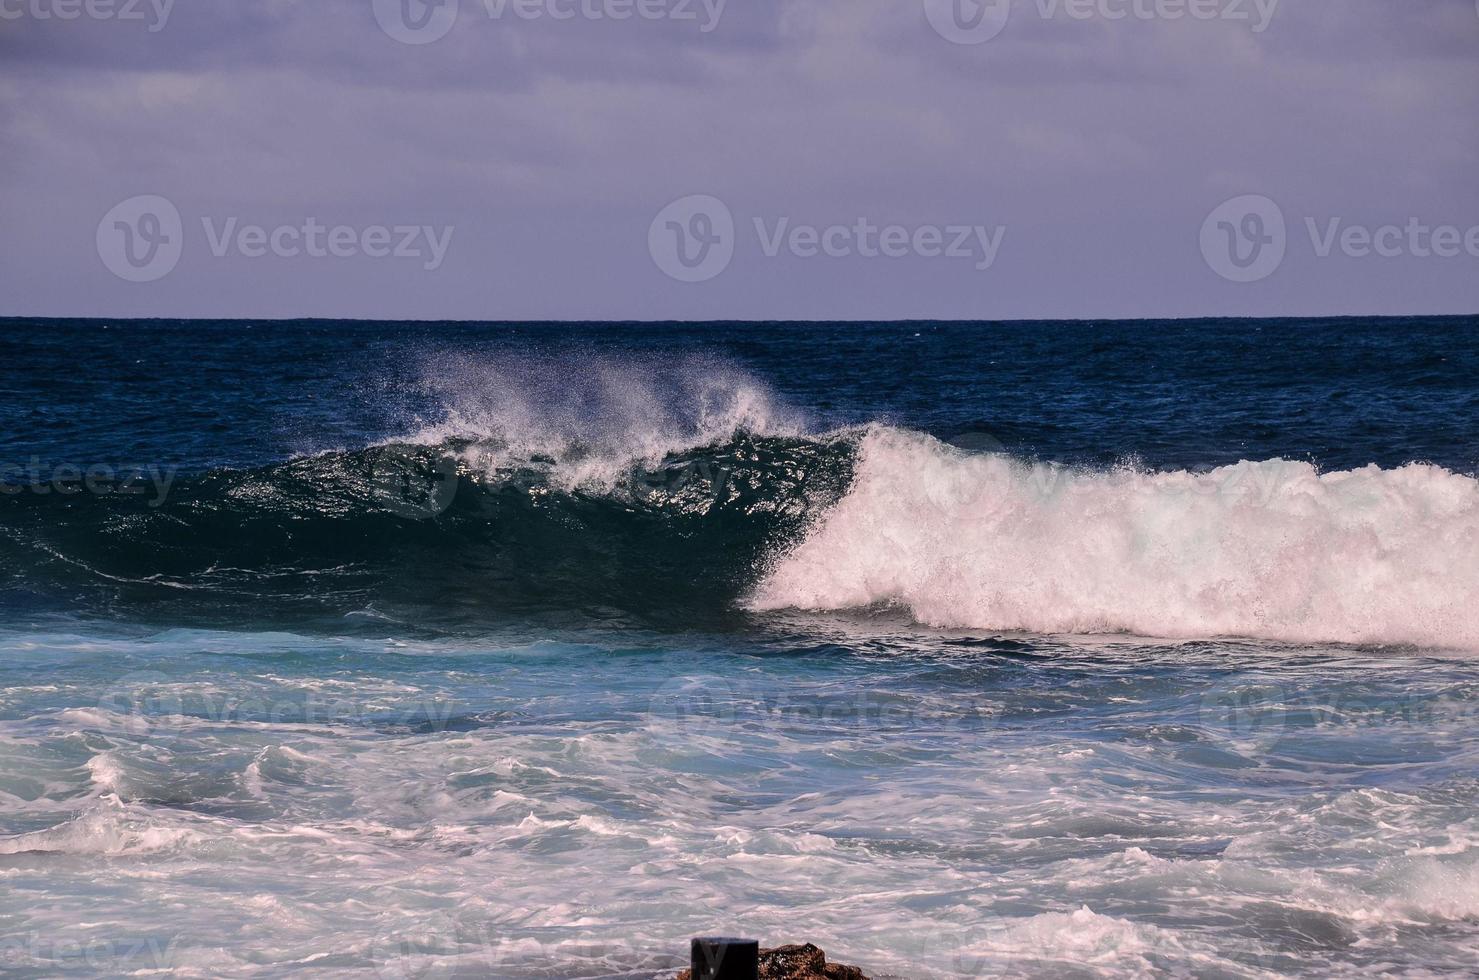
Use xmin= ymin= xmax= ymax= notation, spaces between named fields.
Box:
xmin=677 ymin=943 xmax=869 ymax=980
xmin=758 ymin=943 xmax=868 ymax=980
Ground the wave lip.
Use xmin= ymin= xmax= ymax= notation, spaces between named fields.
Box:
xmin=393 ymin=351 xmax=808 ymax=492
xmin=750 ymin=427 xmax=1479 ymax=649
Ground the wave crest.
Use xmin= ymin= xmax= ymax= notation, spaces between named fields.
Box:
xmin=751 ymin=427 xmax=1479 ymax=648
xmin=395 ymin=351 xmax=807 ymax=491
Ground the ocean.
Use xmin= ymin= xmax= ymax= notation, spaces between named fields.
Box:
xmin=1 ymin=317 xmax=1477 ymax=977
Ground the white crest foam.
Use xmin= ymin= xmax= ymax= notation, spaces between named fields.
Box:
xmin=394 ymin=351 xmax=805 ymax=491
xmin=752 ymin=427 xmax=1479 ymax=649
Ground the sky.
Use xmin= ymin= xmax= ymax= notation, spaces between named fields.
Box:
xmin=1 ymin=0 xmax=1477 ymax=320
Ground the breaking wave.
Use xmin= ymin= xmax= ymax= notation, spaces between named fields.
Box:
xmin=4 ymin=355 xmax=1477 ymax=647
xmin=752 ymin=427 xmax=1479 ymax=649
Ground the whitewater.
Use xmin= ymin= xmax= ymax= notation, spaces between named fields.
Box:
xmin=3 ymin=318 xmax=1479 ymax=977
xmin=373 ymin=351 xmax=1479 ymax=649
xmin=754 ymin=426 xmax=1479 ymax=649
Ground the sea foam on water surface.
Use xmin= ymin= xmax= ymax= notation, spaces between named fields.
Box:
xmin=752 ymin=426 xmax=1479 ymax=649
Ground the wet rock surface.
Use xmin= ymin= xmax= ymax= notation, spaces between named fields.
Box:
xmin=677 ymin=943 xmax=869 ymax=980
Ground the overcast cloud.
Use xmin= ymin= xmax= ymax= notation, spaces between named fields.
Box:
xmin=1 ymin=0 xmax=1476 ymax=319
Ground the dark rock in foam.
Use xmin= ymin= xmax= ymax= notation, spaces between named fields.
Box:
xmin=676 ymin=943 xmax=869 ymax=980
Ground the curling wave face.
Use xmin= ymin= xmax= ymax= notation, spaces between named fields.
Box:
xmin=0 ymin=356 xmax=852 ymax=631
xmin=0 ymin=432 xmax=855 ymax=632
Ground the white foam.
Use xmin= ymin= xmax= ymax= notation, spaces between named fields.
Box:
xmin=0 ymin=805 xmax=198 ymax=857
xmin=85 ymin=752 xmax=128 ymax=795
xmin=1384 ymin=858 xmax=1479 ymax=921
xmin=393 ymin=352 xmax=805 ymax=491
xmin=893 ymin=905 xmax=1198 ymax=978
xmin=752 ymin=427 xmax=1479 ymax=649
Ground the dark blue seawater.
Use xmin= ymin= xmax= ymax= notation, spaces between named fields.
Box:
xmin=1 ymin=318 xmax=1477 ymax=977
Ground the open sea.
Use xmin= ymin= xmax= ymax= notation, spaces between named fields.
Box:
xmin=1 ymin=317 xmax=1478 ymax=978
